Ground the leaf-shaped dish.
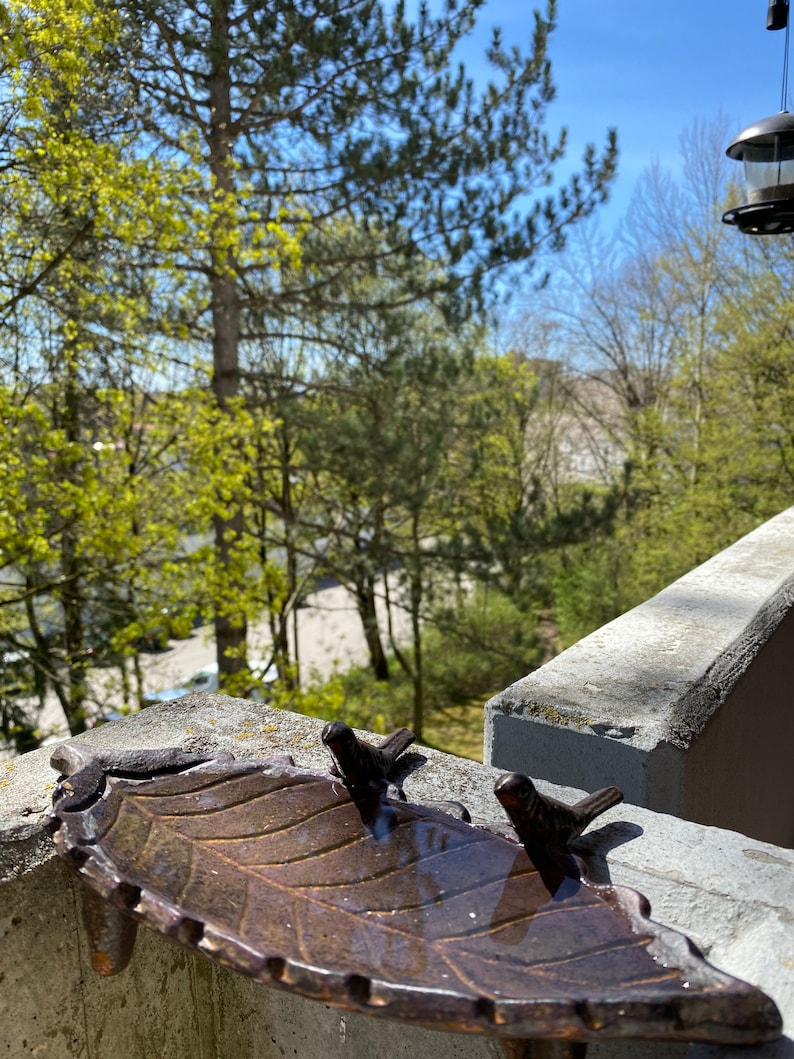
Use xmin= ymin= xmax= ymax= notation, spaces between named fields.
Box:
xmin=49 ymin=752 xmax=782 ymax=1045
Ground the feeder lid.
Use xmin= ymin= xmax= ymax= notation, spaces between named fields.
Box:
xmin=726 ymin=111 xmax=794 ymax=159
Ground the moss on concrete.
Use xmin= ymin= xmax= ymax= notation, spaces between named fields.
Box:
xmin=521 ymin=700 xmax=593 ymax=729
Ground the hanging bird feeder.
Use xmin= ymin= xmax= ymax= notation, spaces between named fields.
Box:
xmin=723 ymin=111 xmax=794 ymax=232
xmin=723 ymin=0 xmax=794 ymax=233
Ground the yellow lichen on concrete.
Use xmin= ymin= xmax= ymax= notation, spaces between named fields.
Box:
xmin=523 ymin=701 xmax=592 ymax=729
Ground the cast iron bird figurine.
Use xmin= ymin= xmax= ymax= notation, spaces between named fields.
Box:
xmin=494 ymin=772 xmax=623 ymax=855
xmin=321 ymin=720 xmax=415 ymax=788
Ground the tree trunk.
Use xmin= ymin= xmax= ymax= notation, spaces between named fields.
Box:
xmin=60 ymin=354 xmax=89 ymax=733
xmin=409 ymin=569 xmax=424 ymax=741
xmin=355 ymin=574 xmax=389 ymax=682
xmin=281 ymin=435 xmax=300 ymax=689
xmin=408 ymin=513 xmax=424 ymax=741
xmin=208 ymin=0 xmax=247 ymax=682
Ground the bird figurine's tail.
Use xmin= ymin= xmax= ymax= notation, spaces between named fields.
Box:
xmin=574 ymin=785 xmax=623 ymax=830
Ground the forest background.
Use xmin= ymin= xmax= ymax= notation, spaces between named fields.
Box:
xmin=1 ymin=0 xmax=792 ymax=758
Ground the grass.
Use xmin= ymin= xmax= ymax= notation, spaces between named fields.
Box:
xmin=422 ymin=699 xmax=488 ymax=762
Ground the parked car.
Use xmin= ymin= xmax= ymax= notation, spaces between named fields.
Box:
xmin=143 ymin=660 xmax=277 ymax=706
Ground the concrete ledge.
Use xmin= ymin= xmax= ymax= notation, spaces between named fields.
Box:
xmin=1 ymin=697 xmax=792 ymax=1058
xmin=484 ymin=509 xmax=794 ymax=846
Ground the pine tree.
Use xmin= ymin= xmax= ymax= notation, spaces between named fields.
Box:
xmin=118 ymin=0 xmax=617 ymax=679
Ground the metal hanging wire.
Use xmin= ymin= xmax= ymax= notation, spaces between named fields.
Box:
xmin=768 ymin=0 xmax=792 ymax=108
xmin=780 ymin=10 xmax=791 ymax=111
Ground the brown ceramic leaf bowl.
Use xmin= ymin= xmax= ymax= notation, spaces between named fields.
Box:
xmin=48 ymin=746 xmax=782 ymax=1046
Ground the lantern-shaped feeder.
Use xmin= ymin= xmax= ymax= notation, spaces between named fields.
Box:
xmin=723 ymin=111 xmax=794 ymax=233
xmin=723 ymin=0 xmax=794 ymax=234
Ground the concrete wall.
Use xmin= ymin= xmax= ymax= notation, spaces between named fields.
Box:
xmin=679 ymin=605 xmax=794 ymax=844
xmin=484 ymin=508 xmax=794 ymax=848
xmin=1 ymin=698 xmax=792 ymax=1058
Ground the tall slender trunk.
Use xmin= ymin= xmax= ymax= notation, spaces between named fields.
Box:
xmin=386 ymin=513 xmax=425 ymax=740
xmin=355 ymin=574 xmax=389 ymax=682
xmin=267 ymin=595 xmax=291 ymax=683
xmin=408 ymin=512 xmax=424 ymax=741
xmin=60 ymin=350 xmax=89 ymax=733
xmin=208 ymin=1 xmax=246 ymax=681
xmin=281 ymin=434 xmax=300 ymax=689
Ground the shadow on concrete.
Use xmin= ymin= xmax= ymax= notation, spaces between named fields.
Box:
xmin=391 ymin=750 xmax=428 ymax=786
xmin=574 ymin=820 xmax=644 ymax=885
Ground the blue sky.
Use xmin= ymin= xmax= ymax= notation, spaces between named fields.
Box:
xmin=466 ymin=1 xmax=792 ymax=229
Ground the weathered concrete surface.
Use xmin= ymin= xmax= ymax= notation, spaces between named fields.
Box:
xmin=1 ymin=698 xmax=792 ymax=1058
xmin=484 ymin=508 xmax=794 ymax=847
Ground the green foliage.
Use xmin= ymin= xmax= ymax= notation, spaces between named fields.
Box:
xmin=422 ymin=589 xmax=544 ymax=705
xmin=0 ymin=650 xmax=41 ymax=755
xmin=517 ymin=118 xmax=794 ymax=630
xmin=0 ymin=0 xmax=620 ymax=753
xmin=78 ymin=0 xmax=616 ymax=683
xmin=281 ymin=588 xmax=544 ymax=745
xmin=551 ymin=541 xmax=624 ymax=646
xmin=444 ymin=354 xmax=620 ymax=613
